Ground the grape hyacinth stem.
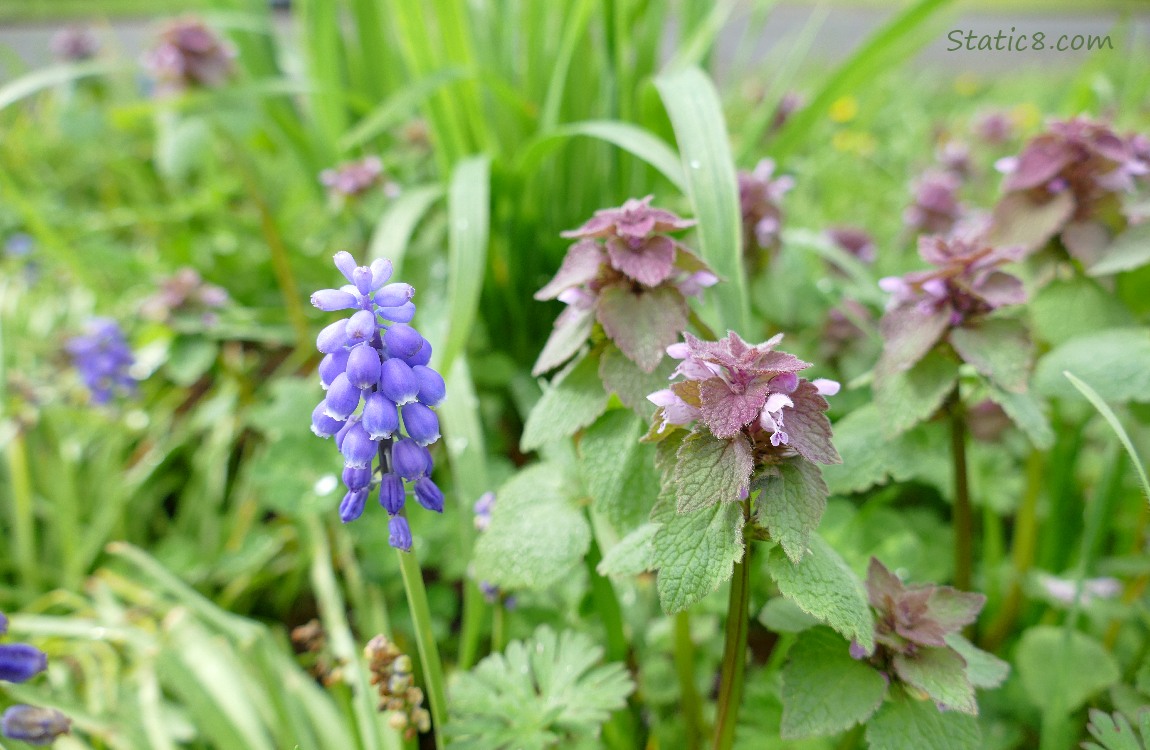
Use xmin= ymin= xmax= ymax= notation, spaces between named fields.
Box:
xmin=948 ymin=390 xmax=974 ymax=593
xmin=712 ymin=500 xmax=751 ymax=750
xmin=396 ymin=537 xmax=448 ymax=750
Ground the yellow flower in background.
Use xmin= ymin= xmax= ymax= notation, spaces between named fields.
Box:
xmin=829 ymin=96 xmax=858 ymax=123
xmin=832 ymin=130 xmax=877 ymax=156
xmin=954 ymin=73 xmax=980 ymax=97
xmin=1011 ymin=102 xmax=1041 ymax=131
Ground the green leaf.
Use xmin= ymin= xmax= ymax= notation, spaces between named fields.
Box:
xmin=579 ymin=410 xmax=660 ymax=533
xmin=519 ymin=120 xmax=687 ymax=192
xmin=949 ymin=318 xmax=1033 ymax=393
xmin=340 ymin=68 xmax=468 ymax=151
xmin=156 ymin=114 xmax=212 ymax=182
xmin=520 ymin=351 xmax=610 ymax=452
xmin=823 ymin=405 xmax=948 ymax=495
xmin=1083 ymin=709 xmax=1144 ymax=750
xmin=754 ymin=458 xmax=828 ymax=563
xmin=651 ymin=496 xmax=744 ymax=614
xmin=596 ymin=285 xmax=688 ymax=373
xmin=945 ymin=634 xmax=1010 ymax=690
xmin=758 ymin=597 xmax=821 ymax=634
xmin=655 ymin=66 xmax=748 ymax=333
xmin=438 ymin=155 xmax=491 ymax=374
xmin=985 ymin=191 xmax=1074 ymax=253
xmin=597 ymin=523 xmax=659 ymax=577
xmin=1016 ymin=625 xmax=1120 ymax=714
xmin=1028 ymin=277 xmax=1132 ymax=347
xmin=766 ymin=534 xmax=874 ymax=652
xmin=874 ymin=350 xmax=959 ymax=438
xmin=864 ymin=690 xmax=982 ymax=750
xmin=599 ymin=342 xmax=677 ymax=413
xmin=780 ymin=626 xmax=887 ymax=739
xmin=893 ymin=647 xmax=976 ymax=715
xmin=447 ymin=626 xmax=634 ymax=750
xmin=0 ymin=61 xmax=114 ymax=112
xmin=986 ymin=387 xmax=1054 ymax=450
xmin=1065 ymin=372 xmax=1150 ymax=505
xmin=472 ymin=464 xmax=591 ymax=591
xmin=1089 ymin=221 xmax=1150 ymax=276
xmin=672 ymin=429 xmax=754 ymax=513
xmin=165 ymin=336 xmax=218 ymax=387
xmin=1035 ymin=328 xmax=1150 ymax=404
xmin=368 ymin=183 xmax=444 ymax=278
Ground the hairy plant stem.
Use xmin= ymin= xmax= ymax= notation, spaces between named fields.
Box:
xmin=948 ymin=391 xmax=973 ymax=593
xmin=674 ymin=611 xmax=704 ymax=750
xmin=396 ymin=540 xmax=448 ymax=750
xmin=712 ymin=500 xmax=751 ymax=750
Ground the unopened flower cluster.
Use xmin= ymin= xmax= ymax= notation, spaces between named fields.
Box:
xmin=51 ymin=27 xmax=99 ymax=62
xmin=143 ymin=18 xmax=235 ymax=95
xmin=320 ymin=156 xmax=397 ymax=200
xmin=310 ymin=252 xmax=446 ymax=551
xmin=66 ymin=317 xmax=137 ymax=405
xmin=649 ymin=331 xmax=841 ymax=465
xmin=364 ymin=635 xmax=430 ymax=740
xmin=852 ymin=559 xmax=986 ymax=714
xmin=534 ymin=196 xmax=716 ymax=375
xmin=1 ymin=612 xmax=71 ymax=746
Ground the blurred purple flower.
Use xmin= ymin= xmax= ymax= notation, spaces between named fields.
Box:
xmin=825 ymin=226 xmax=876 ymax=264
xmin=973 ymin=111 xmax=1014 ymax=145
xmin=142 ymin=18 xmax=235 ymax=96
xmin=1 ymin=705 xmax=70 ymax=746
xmin=66 ymin=318 xmax=137 ymax=405
xmin=904 ymin=169 xmax=963 ymax=235
xmin=320 ymin=156 xmax=393 ymax=200
xmin=141 ymin=267 xmax=228 ymax=326
xmin=50 ymin=26 xmax=99 ymax=62
xmin=738 ymin=158 xmax=794 ymax=258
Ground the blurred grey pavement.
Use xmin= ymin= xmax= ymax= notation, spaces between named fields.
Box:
xmin=0 ymin=4 xmax=1148 ymax=82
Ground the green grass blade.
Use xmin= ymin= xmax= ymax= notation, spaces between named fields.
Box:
xmin=340 ymin=68 xmax=469 ymax=152
xmin=1065 ymin=371 xmax=1150 ymax=505
xmin=655 ymin=66 xmax=748 ymax=333
xmin=539 ymin=0 xmax=599 ymax=130
xmin=437 ymin=155 xmax=491 ymax=374
xmin=367 ymin=184 xmax=445 ymax=278
xmin=0 ymin=61 xmax=116 ymax=112
xmin=769 ymin=0 xmax=952 ymax=161
xmin=663 ymin=0 xmax=740 ymax=73
xmin=519 ymin=120 xmax=687 ymax=192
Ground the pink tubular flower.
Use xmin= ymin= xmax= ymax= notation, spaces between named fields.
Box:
xmin=904 ymin=169 xmax=963 ymax=235
xmin=142 ymin=18 xmax=235 ymax=95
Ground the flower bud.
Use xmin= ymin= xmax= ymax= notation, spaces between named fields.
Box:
xmin=402 ymin=403 xmax=440 ymax=446
xmin=413 ymin=366 xmax=446 ymax=407
xmin=342 ymin=466 xmax=372 ymax=491
xmin=311 ymin=402 xmax=344 ymax=438
xmin=333 ymin=251 xmax=358 ymax=283
xmin=346 ymin=309 xmax=378 ymax=343
xmin=346 ymin=344 xmax=382 ymax=390
xmin=311 ymin=289 xmax=358 ymax=312
xmin=340 ymin=421 xmax=377 ymax=469
xmin=370 ymin=258 xmax=392 ymax=290
xmin=319 ymin=349 xmax=349 ymax=390
xmin=374 ymin=283 xmax=415 ymax=309
xmin=384 ymin=323 xmax=424 ymax=360
xmin=362 ymin=393 xmax=399 ymax=440
xmin=403 ymin=339 xmax=432 ymax=367
xmin=339 ymin=489 xmax=368 ymax=523
xmin=316 ymin=319 xmax=349 ymax=354
xmin=388 ymin=516 xmax=413 ymax=551
xmin=378 ymin=301 xmax=416 ymax=323
xmin=378 ymin=473 xmax=406 ymax=514
xmin=334 ymin=417 xmax=356 ymax=452
xmin=767 ymin=372 xmax=799 ymax=394
xmin=352 ymin=266 xmax=374 ymax=297
xmin=1 ymin=705 xmax=70 ymax=745
xmin=413 ymin=476 xmax=444 ymax=513
xmin=391 ymin=438 xmax=428 ymax=480
xmin=324 ymin=373 xmax=361 ymax=421
xmin=0 ymin=643 xmax=47 ymax=683
xmin=379 ymin=358 xmax=419 ymax=405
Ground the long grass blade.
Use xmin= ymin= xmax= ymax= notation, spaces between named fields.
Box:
xmin=519 ymin=120 xmax=687 ymax=192
xmin=437 ymin=155 xmax=491 ymax=374
xmin=367 ymin=184 xmax=445 ymax=277
xmin=1065 ymin=371 xmax=1150 ymax=505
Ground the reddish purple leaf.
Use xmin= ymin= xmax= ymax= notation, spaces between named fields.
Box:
xmin=596 ymin=285 xmax=688 ymax=373
xmin=784 ymin=380 xmax=841 ymax=465
xmin=534 ymin=239 xmax=605 ymax=300
xmin=605 ymin=235 xmax=677 ymax=286
xmin=876 ymin=303 xmax=951 ymax=378
xmin=699 ymin=377 xmax=771 ymax=439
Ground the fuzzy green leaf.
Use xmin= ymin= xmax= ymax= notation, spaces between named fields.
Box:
xmin=822 ymin=405 xmax=949 ymax=495
xmin=780 ymin=626 xmax=887 ymax=739
xmin=1016 ymin=625 xmax=1120 ymax=714
xmin=447 ymin=626 xmax=634 ymax=750
xmin=766 ymin=534 xmax=874 ymax=651
xmin=520 ymin=350 xmax=610 ymax=452
xmin=893 ymin=647 xmax=977 ymax=715
xmin=673 ymin=429 xmax=754 ymax=513
xmin=579 ymin=410 xmax=660 ymax=533
xmin=874 ymin=349 xmax=959 ymax=438
xmin=986 ymin=386 xmax=1054 ymax=450
xmin=651 ymin=496 xmax=744 ymax=614
xmin=597 ymin=523 xmax=659 ymax=578
xmin=1089 ymin=220 xmax=1150 ymax=276
xmin=472 ymin=464 xmax=591 ymax=591
xmin=949 ymin=318 xmax=1033 ymax=393
xmin=754 ymin=458 xmax=828 ymax=563
xmin=945 ymin=634 xmax=1010 ymax=690
xmin=1034 ymin=328 xmax=1150 ymax=404
xmin=599 ymin=342 xmax=677 ymax=413
xmin=864 ymin=689 xmax=982 ymax=750
xmin=1028 ymin=277 xmax=1132 ymax=347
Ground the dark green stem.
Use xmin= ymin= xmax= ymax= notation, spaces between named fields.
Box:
xmin=712 ymin=502 xmax=751 ymax=750
xmin=396 ymin=542 xmax=448 ymax=750
xmin=949 ymin=392 xmax=973 ymax=592
xmin=674 ymin=611 xmax=704 ymax=750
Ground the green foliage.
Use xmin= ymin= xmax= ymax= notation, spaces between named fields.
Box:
xmin=1083 ymin=709 xmax=1148 ymax=750
xmin=447 ymin=626 xmax=634 ymax=750
xmin=754 ymin=457 xmax=828 ymax=563
xmin=949 ymin=318 xmax=1033 ymax=394
xmin=472 ymin=463 xmax=591 ymax=591
xmin=1016 ymin=625 xmax=1121 ymax=714
xmin=672 ymin=428 xmax=754 ymax=514
xmin=780 ymin=626 xmax=887 ymax=739
xmin=650 ymin=494 xmax=745 ymax=614
xmin=874 ymin=350 xmax=960 ymax=438
xmin=578 ymin=409 xmax=660 ymax=534
xmin=864 ymin=689 xmax=982 ymax=750
xmin=1034 ymin=328 xmax=1150 ymax=403
xmin=520 ymin=350 xmax=609 ymax=452
xmin=766 ymin=535 xmax=875 ymax=652
xmin=892 ymin=647 xmax=976 ymax=715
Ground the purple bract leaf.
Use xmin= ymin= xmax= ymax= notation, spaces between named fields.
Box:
xmin=535 ymin=239 xmax=605 ymax=301
xmin=699 ymin=377 xmax=772 ymax=440
xmin=781 ymin=380 xmax=842 ymax=465
xmin=605 ymin=235 xmax=677 ymax=286
xmin=596 ymin=285 xmax=688 ymax=373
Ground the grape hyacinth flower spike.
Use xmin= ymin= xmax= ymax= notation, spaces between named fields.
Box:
xmin=66 ymin=317 xmax=137 ymax=405
xmin=310 ymin=252 xmax=446 ymax=551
